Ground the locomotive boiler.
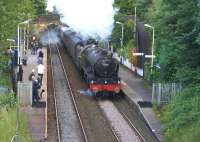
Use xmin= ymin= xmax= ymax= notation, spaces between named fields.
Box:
xmin=60 ymin=26 xmax=121 ymax=96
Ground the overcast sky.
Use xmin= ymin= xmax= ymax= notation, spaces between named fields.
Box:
xmin=46 ymin=0 xmax=116 ymax=39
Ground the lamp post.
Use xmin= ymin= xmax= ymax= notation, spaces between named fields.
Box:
xmin=17 ymin=19 xmax=31 ymax=142
xmin=116 ymin=21 xmax=124 ymax=64
xmin=116 ymin=21 xmax=124 ymax=48
xmin=134 ymin=7 xmax=137 ymax=39
xmin=18 ymin=19 xmax=32 ymax=65
xmin=144 ymin=24 xmax=154 ymax=76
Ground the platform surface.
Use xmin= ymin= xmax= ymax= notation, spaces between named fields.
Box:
xmin=20 ymin=48 xmax=47 ymax=140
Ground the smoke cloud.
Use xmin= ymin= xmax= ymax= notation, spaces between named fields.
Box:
xmin=46 ymin=0 xmax=115 ymax=39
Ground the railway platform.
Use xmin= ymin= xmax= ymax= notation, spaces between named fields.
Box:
xmin=120 ymin=65 xmax=164 ymax=142
xmin=20 ymin=48 xmax=47 ymax=140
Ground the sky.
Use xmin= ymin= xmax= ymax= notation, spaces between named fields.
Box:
xmin=46 ymin=0 xmax=116 ymax=39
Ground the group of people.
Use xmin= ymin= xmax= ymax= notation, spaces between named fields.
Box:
xmin=29 ymin=50 xmax=45 ymax=105
xmin=31 ymin=41 xmax=39 ymax=55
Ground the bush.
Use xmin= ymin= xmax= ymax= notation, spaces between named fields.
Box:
xmin=0 ymin=108 xmax=34 ymax=142
xmin=161 ymin=86 xmax=200 ymax=142
xmin=0 ymin=72 xmax=12 ymax=87
xmin=0 ymin=92 xmax=16 ymax=109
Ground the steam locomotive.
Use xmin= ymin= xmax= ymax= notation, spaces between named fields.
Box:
xmin=59 ymin=26 xmax=121 ymax=96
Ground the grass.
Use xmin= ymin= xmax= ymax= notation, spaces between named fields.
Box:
xmin=0 ymin=108 xmax=16 ymax=141
xmin=157 ymin=86 xmax=200 ymax=142
xmin=0 ymin=108 xmax=34 ymax=142
xmin=0 ymin=92 xmax=34 ymax=142
xmin=0 ymin=58 xmax=34 ymax=141
xmin=0 ymin=72 xmax=11 ymax=87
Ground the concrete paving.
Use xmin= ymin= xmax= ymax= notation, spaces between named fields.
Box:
xmin=120 ymin=65 xmax=164 ymax=142
xmin=20 ymin=48 xmax=47 ymax=140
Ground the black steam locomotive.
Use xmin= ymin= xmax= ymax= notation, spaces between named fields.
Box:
xmin=60 ymin=26 xmax=121 ymax=96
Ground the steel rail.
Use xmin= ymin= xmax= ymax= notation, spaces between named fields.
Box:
xmin=121 ymin=112 xmax=147 ymax=142
xmin=48 ymin=31 xmax=61 ymax=142
xmin=54 ymin=42 xmax=88 ymax=142
xmin=110 ymin=126 xmax=121 ymax=142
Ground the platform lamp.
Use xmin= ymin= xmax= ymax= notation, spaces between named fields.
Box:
xmin=144 ymin=24 xmax=154 ymax=76
xmin=16 ymin=19 xmax=32 ymax=142
xmin=116 ymin=21 xmax=124 ymax=64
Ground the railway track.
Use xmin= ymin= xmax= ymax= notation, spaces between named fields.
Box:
xmin=47 ymin=29 xmax=117 ymax=142
xmin=112 ymin=95 xmax=159 ymax=142
xmin=48 ymin=43 xmax=61 ymax=142
xmin=58 ymin=43 xmax=119 ymax=142
xmin=46 ymin=28 xmax=158 ymax=142
xmin=46 ymin=43 xmax=60 ymax=141
xmin=48 ymin=32 xmax=87 ymax=141
xmin=121 ymin=112 xmax=147 ymax=142
xmin=55 ymin=43 xmax=88 ymax=141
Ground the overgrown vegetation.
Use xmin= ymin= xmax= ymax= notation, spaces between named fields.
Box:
xmin=0 ymin=93 xmax=33 ymax=141
xmin=0 ymin=0 xmax=46 ymax=73
xmin=0 ymin=92 xmax=16 ymax=108
xmin=0 ymin=108 xmax=33 ymax=142
xmin=0 ymin=54 xmax=12 ymax=87
xmin=112 ymin=0 xmax=200 ymax=141
xmin=0 ymin=0 xmax=46 ymax=141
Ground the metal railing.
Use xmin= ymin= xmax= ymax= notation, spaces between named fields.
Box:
xmin=152 ymin=83 xmax=182 ymax=106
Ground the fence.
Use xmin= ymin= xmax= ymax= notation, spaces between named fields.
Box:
xmin=152 ymin=83 xmax=182 ymax=106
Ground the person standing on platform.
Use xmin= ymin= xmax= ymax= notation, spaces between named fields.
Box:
xmin=18 ymin=64 xmax=23 ymax=81
xmin=32 ymin=76 xmax=40 ymax=104
xmin=29 ymin=69 xmax=35 ymax=81
xmin=31 ymin=42 xmax=36 ymax=55
xmin=37 ymin=63 xmax=45 ymax=82
xmin=23 ymin=51 xmax=28 ymax=65
xmin=38 ymin=50 xmax=44 ymax=64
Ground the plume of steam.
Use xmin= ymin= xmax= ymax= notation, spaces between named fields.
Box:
xmin=40 ymin=29 xmax=60 ymax=46
xmin=46 ymin=0 xmax=116 ymax=39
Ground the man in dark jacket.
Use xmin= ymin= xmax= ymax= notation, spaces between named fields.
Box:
xmin=32 ymin=76 xmax=40 ymax=105
xmin=18 ymin=64 xmax=23 ymax=81
xmin=38 ymin=50 xmax=44 ymax=64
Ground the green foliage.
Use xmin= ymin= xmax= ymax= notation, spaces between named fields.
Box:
xmin=160 ymin=86 xmax=200 ymax=141
xmin=0 ymin=54 xmax=12 ymax=87
xmin=124 ymin=39 xmax=135 ymax=59
xmin=148 ymin=0 xmax=200 ymax=83
xmin=0 ymin=92 xmax=33 ymax=141
xmin=0 ymin=108 xmax=34 ymax=142
xmin=0 ymin=0 xmax=46 ymax=86
xmin=0 ymin=0 xmax=46 ymax=50
xmin=114 ymin=0 xmax=200 ymax=141
xmin=0 ymin=54 xmax=9 ymax=69
xmin=112 ymin=0 xmax=136 ymax=57
xmin=0 ymin=93 xmax=16 ymax=108
xmin=112 ymin=0 xmax=153 ymax=59
xmin=33 ymin=0 xmax=47 ymax=15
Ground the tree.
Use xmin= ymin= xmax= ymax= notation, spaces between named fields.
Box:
xmin=148 ymin=0 xmax=200 ymax=83
xmin=33 ymin=0 xmax=47 ymax=15
xmin=0 ymin=0 xmax=36 ymax=49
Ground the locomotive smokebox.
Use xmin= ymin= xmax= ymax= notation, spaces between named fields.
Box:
xmin=95 ymin=57 xmax=118 ymax=78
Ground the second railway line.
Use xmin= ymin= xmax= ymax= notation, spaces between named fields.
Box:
xmin=48 ymin=29 xmax=118 ymax=142
xmin=46 ymin=28 xmax=160 ymax=142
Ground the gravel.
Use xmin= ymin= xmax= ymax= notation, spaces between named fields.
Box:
xmin=51 ymin=44 xmax=83 ymax=142
xmin=99 ymin=100 xmax=141 ymax=142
